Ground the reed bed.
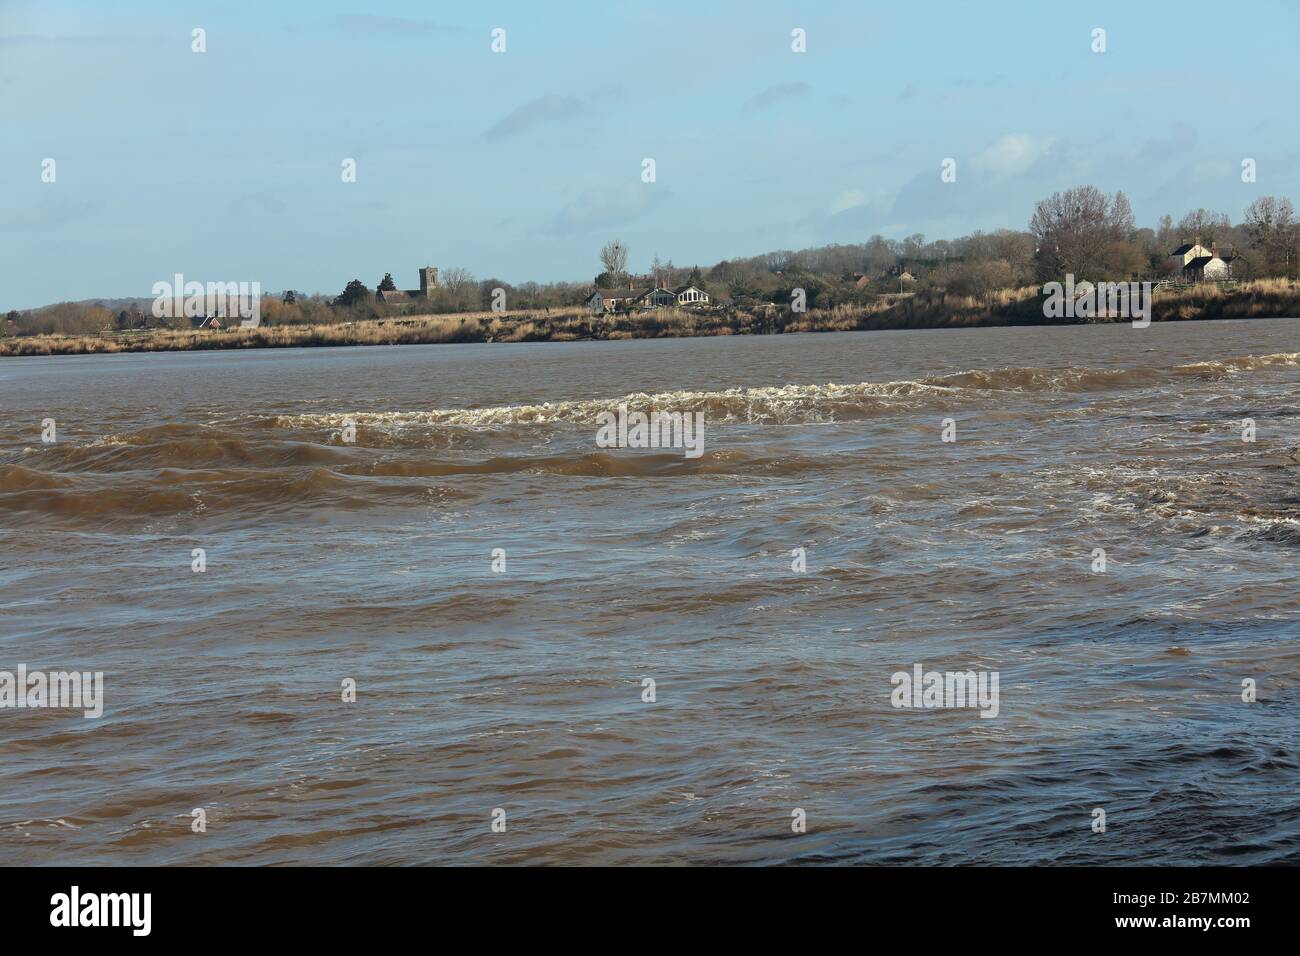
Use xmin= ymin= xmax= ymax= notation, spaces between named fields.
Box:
xmin=4 ymin=281 xmax=1298 ymax=357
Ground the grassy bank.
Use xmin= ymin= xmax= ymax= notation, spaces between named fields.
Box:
xmin=4 ymin=280 xmax=1299 ymax=357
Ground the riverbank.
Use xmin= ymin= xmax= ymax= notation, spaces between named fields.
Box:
xmin=3 ymin=279 xmax=1298 ymax=357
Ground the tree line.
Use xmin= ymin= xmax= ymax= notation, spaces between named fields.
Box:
xmin=6 ymin=186 xmax=1297 ymax=336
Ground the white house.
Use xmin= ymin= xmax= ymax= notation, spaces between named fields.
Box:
xmin=1170 ymin=240 xmax=1236 ymax=280
xmin=1170 ymin=241 xmax=1211 ymax=269
xmin=675 ymin=285 xmax=709 ymax=305
xmin=1186 ymin=253 xmax=1233 ymax=280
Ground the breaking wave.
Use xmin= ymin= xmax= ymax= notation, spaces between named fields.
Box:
xmin=3 ymin=350 xmax=1295 ymax=525
xmin=269 ymin=352 xmax=1300 ymax=431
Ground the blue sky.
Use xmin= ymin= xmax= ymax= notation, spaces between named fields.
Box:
xmin=3 ymin=0 xmax=1299 ymax=308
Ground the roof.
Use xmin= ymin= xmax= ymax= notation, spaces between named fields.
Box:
xmin=1171 ymin=243 xmax=1204 ymax=256
xmin=1185 ymin=256 xmax=1220 ymax=268
xmin=673 ymin=285 xmax=707 ymax=295
xmin=594 ymin=288 xmax=649 ymax=298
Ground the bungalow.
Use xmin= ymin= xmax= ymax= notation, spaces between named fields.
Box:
xmin=587 ymin=275 xmax=682 ymax=311
xmin=588 ymin=278 xmax=711 ymax=312
xmin=1170 ymin=240 xmax=1236 ymax=280
xmin=587 ymin=286 xmax=650 ymax=312
xmin=644 ymin=286 xmax=677 ymax=308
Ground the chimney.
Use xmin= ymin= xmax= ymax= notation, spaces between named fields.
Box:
xmin=1211 ymin=241 xmax=1218 ymax=257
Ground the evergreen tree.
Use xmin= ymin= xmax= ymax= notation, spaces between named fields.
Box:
xmin=336 ymin=279 xmax=371 ymax=308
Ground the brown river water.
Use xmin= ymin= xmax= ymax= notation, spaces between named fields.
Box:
xmin=1 ymin=319 xmax=1298 ymax=865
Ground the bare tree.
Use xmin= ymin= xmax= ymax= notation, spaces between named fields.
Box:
xmin=600 ymin=240 xmax=628 ymax=277
xmin=434 ymin=267 xmax=479 ymax=312
xmin=1176 ymin=208 xmax=1231 ymax=246
xmin=1243 ymin=197 xmax=1297 ymax=276
xmin=439 ymin=267 xmax=475 ymax=294
xmin=764 ymin=250 xmax=793 ymax=274
xmin=1029 ymin=185 xmax=1139 ymax=281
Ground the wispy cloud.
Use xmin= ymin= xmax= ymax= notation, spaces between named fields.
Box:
xmin=743 ymin=82 xmax=810 ymax=112
xmin=972 ymin=133 xmax=1053 ymax=178
xmin=547 ymin=184 xmax=663 ymax=236
xmin=482 ymin=94 xmax=586 ymax=142
xmin=819 ymin=133 xmax=1064 ymax=238
xmin=829 ymin=189 xmax=868 ymax=215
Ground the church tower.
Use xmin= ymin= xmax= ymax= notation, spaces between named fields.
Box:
xmin=419 ymin=267 xmax=438 ymax=298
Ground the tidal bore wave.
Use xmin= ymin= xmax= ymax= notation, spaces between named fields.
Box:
xmin=3 ymin=352 xmax=1298 ymax=528
xmin=268 ymin=351 xmax=1300 ymax=430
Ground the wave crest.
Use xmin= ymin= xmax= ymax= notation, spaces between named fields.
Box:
xmin=270 ymin=352 xmax=1300 ymax=432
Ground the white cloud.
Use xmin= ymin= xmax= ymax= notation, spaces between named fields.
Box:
xmin=973 ymin=133 xmax=1052 ymax=178
xmin=547 ymin=183 xmax=664 ymax=236
xmin=829 ymin=189 xmax=867 ymax=215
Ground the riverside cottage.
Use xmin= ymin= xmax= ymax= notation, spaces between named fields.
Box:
xmin=1169 ymin=240 xmax=1237 ymax=281
xmin=586 ymin=279 xmax=710 ymax=313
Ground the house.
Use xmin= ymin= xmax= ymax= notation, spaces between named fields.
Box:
xmin=1169 ymin=240 xmax=1212 ymax=271
xmin=674 ymin=285 xmax=709 ymax=305
xmin=1184 ymin=252 xmax=1236 ymax=280
xmin=644 ymin=286 xmax=677 ymax=308
xmin=587 ymin=276 xmax=677 ymax=311
xmin=1170 ymin=240 xmax=1236 ymax=280
xmin=587 ymin=285 xmax=650 ymax=312
xmin=589 ymin=276 xmax=709 ymax=312
xmin=188 ymin=315 xmax=223 ymax=329
xmin=377 ymin=266 xmax=439 ymax=303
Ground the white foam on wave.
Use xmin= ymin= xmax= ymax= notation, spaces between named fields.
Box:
xmin=269 ymin=351 xmax=1300 ymax=432
xmin=273 ymin=379 xmax=958 ymax=430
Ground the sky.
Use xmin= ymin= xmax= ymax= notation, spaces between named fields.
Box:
xmin=3 ymin=0 xmax=1300 ymax=309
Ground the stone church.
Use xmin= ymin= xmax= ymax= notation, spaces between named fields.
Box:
xmin=377 ymin=267 xmax=438 ymax=303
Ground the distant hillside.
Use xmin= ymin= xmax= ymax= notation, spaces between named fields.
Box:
xmin=5 ymin=297 xmax=144 ymax=315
